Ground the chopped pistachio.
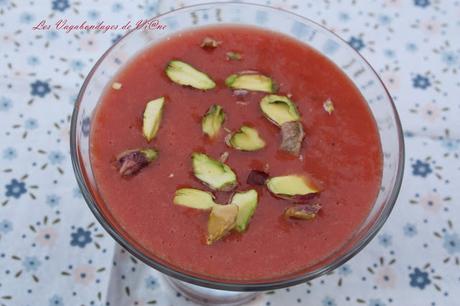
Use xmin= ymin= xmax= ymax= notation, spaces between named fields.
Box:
xmin=225 ymin=72 xmax=276 ymax=93
xmin=112 ymin=82 xmax=122 ymax=90
xmin=266 ymin=174 xmax=319 ymax=202
xmin=165 ymin=60 xmax=216 ymax=90
xmin=192 ymin=153 xmax=237 ymax=191
xmin=173 ymin=188 xmax=216 ymax=210
xmin=207 ymin=204 xmax=238 ymax=245
xmin=226 ymin=51 xmax=242 ymax=61
xmin=226 ymin=126 xmax=266 ymax=151
xmin=264 ymin=163 xmax=270 ymax=172
xmin=233 ymin=89 xmax=249 ymax=97
xmin=202 ymin=104 xmax=225 ymax=139
xmin=323 ymin=98 xmax=334 ymax=114
xmin=219 ymin=151 xmax=229 ymax=163
xmin=115 ymin=148 xmax=158 ymax=177
xmin=280 ymin=121 xmax=304 ymax=156
xmin=246 ymin=170 xmax=269 ymax=186
xmin=229 ymin=189 xmax=258 ymax=232
xmin=200 ymin=37 xmax=221 ymax=49
xmin=284 ymin=204 xmax=321 ymax=220
xmin=143 ymin=97 xmax=165 ymax=142
xmin=260 ymin=94 xmax=301 ymax=126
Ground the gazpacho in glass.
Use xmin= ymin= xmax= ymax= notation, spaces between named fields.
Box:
xmin=90 ymin=25 xmax=382 ymax=282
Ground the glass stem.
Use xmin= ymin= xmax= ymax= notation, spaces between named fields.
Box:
xmin=163 ymin=276 xmax=261 ymax=306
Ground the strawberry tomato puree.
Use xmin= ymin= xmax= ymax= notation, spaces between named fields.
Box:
xmin=90 ymin=26 xmax=382 ymax=282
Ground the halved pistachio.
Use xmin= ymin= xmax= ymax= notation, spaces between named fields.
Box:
xmin=266 ymin=175 xmax=319 ymax=201
xmin=192 ymin=153 xmax=237 ymax=191
xmin=112 ymin=82 xmax=122 ymax=90
xmin=143 ymin=97 xmax=165 ymax=142
xmin=207 ymin=204 xmax=238 ymax=245
xmin=323 ymin=98 xmax=334 ymax=115
xmin=173 ymin=188 xmax=216 ymax=210
xmin=229 ymin=189 xmax=258 ymax=232
xmin=200 ymin=37 xmax=221 ymax=49
xmin=202 ymin=104 xmax=225 ymax=139
xmin=280 ymin=121 xmax=304 ymax=156
xmin=165 ymin=60 xmax=216 ymax=90
xmin=260 ymin=95 xmax=300 ymax=126
xmin=226 ymin=126 xmax=266 ymax=151
xmin=225 ymin=73 xmax=276 ymax=93
xmin=284 ymin=204 xmax=321 ymax=220
xmin=226 ymin=51 xmax=242 ymax=61
xmin=115 ymin=148 xmax=158 ymax=177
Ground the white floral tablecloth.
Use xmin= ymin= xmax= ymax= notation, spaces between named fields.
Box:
xmin=1 ymin=0 xmax=460 ymax=305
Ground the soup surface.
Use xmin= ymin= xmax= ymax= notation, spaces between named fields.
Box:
xmin=90 ymin=25 xmax=382 ymax=281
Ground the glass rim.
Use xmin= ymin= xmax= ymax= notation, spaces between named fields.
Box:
xmin=70 ymin=1 xmax=405 ymax=291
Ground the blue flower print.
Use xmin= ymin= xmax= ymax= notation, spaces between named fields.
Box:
xmin=378 ymin=14 xmax=392 ymax=25
xmin=73 ymin=187 xmax=82 ymax=198
xmin=52 ymin=0 xmax=70 ymax=12
xmin=27 ymin=56 xmax=40 ymax=66
xmin=412 ymin=159 xmax=432 ymax=177
xmin=291 ymin=21 xmax=314 ymax=39
xmin=70 ymin=227 xmax=92 ymax=248
xmin=82 ymin=116 xmax=91 ymax=137
xmin=322 ymin=296 xmax=336 ymax=306
xmin=378 ymin=233 xmax=392 ymax=247
xmin=369 ymin=299 xmax=386 ymax=306
xmin=412 ymin=74 xmax=431 ymax=89
xmin=0 ymin=96 xmax=12 ymax=111
xmin=25 ymin=118 xmax=38 ymax=130
xmin=338 ymin=12 xmax=350 ymax=22
xmin=46 ymin=194 xmax=61 ymax=207
xmin=338 ymin=264 xmax=352 ymax=276
xmin=47 ymin=31 xmax=59 ymax=40
xmin=384 ymin=49 xmax=395 ymax=58
xmin=111 ymin=34 xmax=123 ymax=45
xmin=409 ymin=268 xmax=431 ymax=289
xmin=443 ymin=233 xmax=460 ymax=254
xmin=20 ymin=12 xmax=34 ymax=24
xmin=2 ymin=147 xmax=17 ymax=160
xmin=348 ymin=36 xmax=365 ymax=51
xmin=414 ymin=0 xmax=430 ymax=8
xmin=442 ymin=138 xmax=460 ymax=151
xmin=5 ymin=179 xmax=27 ymax=199
xmin=49 ymin=295 xmax=64 ymax=306
xmin=403 ymin=223 xmax=417 ymax=237
xmin=404 ymin=130 xmax=415 ymax=138
xmin=0 ymin=219 xmax=13 ymax=234
xmin=112 ymin=2 xmax=123 ymax=12
xmin=70 ymin=60 xmax=85 ymax=71
xmin=30 ymin=80 xmax=51 ymax=97
xmin=144 ymin=1 xmax=157 ymax=16
xmin=406 ymin=43 xmax=418 ymax=52
xmin=441 ymin=51 xmax=459 ymax=66
xmin=48 ymin=150 xmax=65 ymax=165
xmin=87 ymin=10 xmax=99 ymax=20
xmin=255 ymin=10 xmax=268 ymax=24
xmin=323 ymin=39 xmax=340 ymax=55
xmin=22 ymin=256 xmax=41 ymax=272
xmin=68 ymin=94 xmax=78 ymax=105
xmin=145 ymin=275 xmax=159 ymax=290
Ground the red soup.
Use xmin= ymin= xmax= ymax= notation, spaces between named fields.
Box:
xmin=90 ymin=26 xmax=382 ymax=282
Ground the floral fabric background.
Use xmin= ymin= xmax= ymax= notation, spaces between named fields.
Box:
xmin=1 ymin=0 xmax=460 ymax=305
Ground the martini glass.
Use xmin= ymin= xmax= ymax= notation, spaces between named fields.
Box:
xmin=70 ymin=3 xmax=404 ymax=305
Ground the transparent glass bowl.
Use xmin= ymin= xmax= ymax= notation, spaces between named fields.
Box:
xmin=70 ymin=2 xmax=404 ymax=292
